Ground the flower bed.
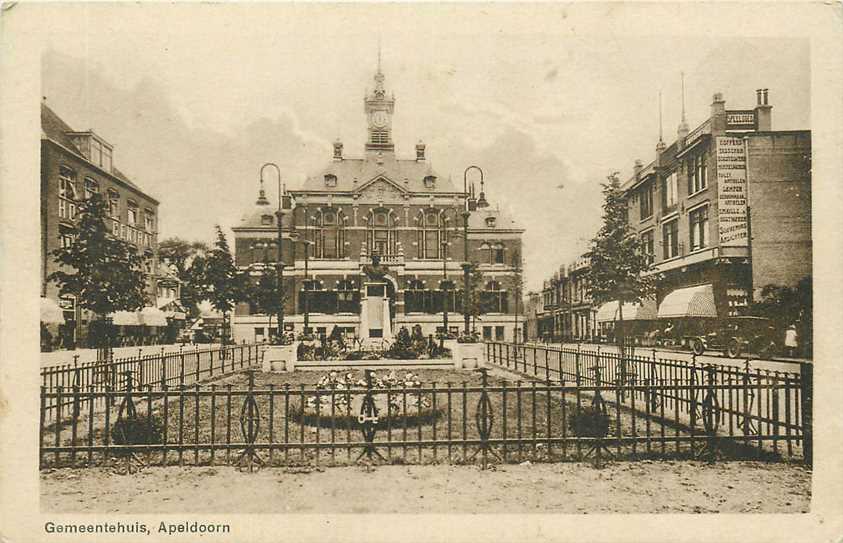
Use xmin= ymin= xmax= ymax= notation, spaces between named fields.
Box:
xmin=289 ymin=370 xmax=441 ymax=428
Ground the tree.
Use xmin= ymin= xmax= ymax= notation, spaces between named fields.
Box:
xmin=158 ymin=237 xmax=210 ymax=318
xmin=248 ymin=261 xmax=284 ymax=342
xmin=462 ymin=263 xmax=485 ymax=332
xmin=204 ymin=225 xmax=249 ymax=344
xmin=49 ymin=193 xmax=148 ymax=351
xmin=750 ymin=276 xmax=812 ymax=357
xmin=584 ymin=172 xmax=657 ymax=361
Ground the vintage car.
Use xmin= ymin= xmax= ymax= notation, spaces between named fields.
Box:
xmin=685 ymin=316 xmax=777 ymax=358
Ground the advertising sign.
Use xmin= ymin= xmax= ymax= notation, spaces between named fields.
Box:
xmin=726 ymin=110 xmax=756 ymax=131
xmin=716 ymin=136 xmax=748 ymax=247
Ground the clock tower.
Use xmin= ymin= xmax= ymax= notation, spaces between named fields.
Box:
xmin=364 ymin=50 xmax=395 ymax=152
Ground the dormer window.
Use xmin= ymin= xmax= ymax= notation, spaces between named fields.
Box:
xmin=485 ymin=217 xmax=497 ymax=228
xmin=324 ymin=174 xmax=337 ymax=188
xmin=423 ymin=175 xmax=436 ymax=189
xmin=127 ymin=200 xmax=138 ymax=226
xmin=261 ymin=215 xmax=273 ymax=226
xmin=144 ymin=208 xmax=155 ymax=232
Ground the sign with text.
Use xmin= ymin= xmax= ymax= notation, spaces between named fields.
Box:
xmin=716 ymin=136 xmax=748 ymax=247
xmin=726 ymin=110 xmax=756 ymax=131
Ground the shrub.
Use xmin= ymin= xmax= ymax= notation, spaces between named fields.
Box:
xmin=568 ymin=406 xmax=610 ymax=438
xmin=111 ymin=413 xmax=165 ymax=448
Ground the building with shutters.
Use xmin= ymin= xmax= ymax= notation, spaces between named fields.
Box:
xmin=231 ymin=62 xmax=526 ymax=344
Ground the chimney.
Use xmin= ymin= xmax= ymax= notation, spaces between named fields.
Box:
xmin=710 ymin=92 xmax=727 ymax=135
xmin=415 ymin=140 xmax=426 ymax=161
xmin=754 ymin=88 xmax=772 ymax=131
xmin=333 ymin=139 xmax=343 ymax=161
xmin=634 ymin=159 xmax=644 ymax=180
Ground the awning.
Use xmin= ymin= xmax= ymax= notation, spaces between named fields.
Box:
xmin=111 ymin=310 xmax=142 ymax=326
xmin=657 ymin=284 xmax=718 ymax=319
xmin=140 ymin=307 xmax=168 ymax=327
xmin=40 ymin=298 xmax=65 ymax=324
xmin=595 ymin=300 xmax=657 ymax=322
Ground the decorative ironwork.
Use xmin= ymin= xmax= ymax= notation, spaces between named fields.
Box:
xmin=468 ymin=368 xmax=500 ymax=468
xmin=236 ymin=370 xmax=265 ymax=472
xmin=738 ymin=359 xmax=757 ymax=436
xmin=584 ymin=364 xmax=613 ymax=465
xmin=356 ymin=370 xmax=385 ymax=462
xmin=113 ymin=370 xmax=145 ymax=474
xmin=695 ymin=365 xmax=722 ymax=462
xmin=689 ymin=363 xmax=702 ymax=423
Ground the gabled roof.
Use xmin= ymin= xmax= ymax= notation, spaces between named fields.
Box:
xmin=294 ymin=151 xmax=460 ymax=195
xmin=41 ymin=103 xmax=147 ymax=196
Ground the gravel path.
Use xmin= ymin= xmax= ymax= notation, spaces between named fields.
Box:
xmin=41 ymin=460 xmax=810 ymax=514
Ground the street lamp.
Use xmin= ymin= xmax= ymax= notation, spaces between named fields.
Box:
xmin=441 ymin=236 xmax=450 ymax=339
xmin=260 ymin=163 xmax=285 ymax=345
xmin=462 ymin=165 xmax=483 ymax=335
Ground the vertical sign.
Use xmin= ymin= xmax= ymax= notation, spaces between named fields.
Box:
xmin=716 ymin=136 xmax=748 ymax=247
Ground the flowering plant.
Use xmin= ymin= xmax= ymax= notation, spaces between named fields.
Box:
xmin=303 ymin=370 xmax=432 ymax=414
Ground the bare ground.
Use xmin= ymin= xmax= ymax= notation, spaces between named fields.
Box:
xmin=41 ymin=460 xmax=810 ymax=514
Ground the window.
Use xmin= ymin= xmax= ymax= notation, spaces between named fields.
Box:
xmin=324 ymin=174 xmax=337 ymax=187
xmin=84 ymin=178 xmax=99 ymax=200
xmin=662 ymin=219 xmax=679 ymax=259
xmin=261 ymin=215 xmax=273 ymax=226
xmin=91 ymin=139 xmax=103 ymax=168
xmin=58 ymin=166 xmax=77 ymax=199
xmin=313 ymin=209 xmax=345 ymax=259
xmin=485 ymin=217 xmax=497 ymax=228
xmin=440 ymin=280 xmax=457 ymax=312
xmin=336 ymin=279 xmax=359 ymax=314
xmin=144 ymin=209 xmax=155 ymax=232
xmin=107 ymin=189 xmax=120 ymax=217
xmin=689 ymin=153 xmax=708 ymax=194
xmin=423 ymin=175 xmax=436 ymax=189
xmin=640 ymin=230 xmax=655 ymax=265
xmin=127 ymin=201 xmax=138 ymax=226
xmin=372 ymin=129 xmax=389 ymax=144
xmin=417 ymin=210 xmax=443 ymax=259
xmin=639 ymin=183 xmax=653 ymax=219
xmin=491 ymin=243 xmax=505 ymax=265
xmin=661 ymin=172 xmax=678 ymax=210
xmin=404 ymin=279 xmax=428 ymax=313
xmin=483 ymin=326 xmax=493 ymax=340
xmin=495 ymin=326 xmax=505 ymax=341
xmin=366 ymin=209 xmax=396 ymax=256
xmin=689 ymin=205 xmax=709 ymax=251
xmin=481 ymin=280 xmax=508 ymax=314
xmin=59 ymin=225 xmax=74 ymax=248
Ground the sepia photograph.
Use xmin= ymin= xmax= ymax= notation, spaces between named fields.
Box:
xmin=1 ymin=2 xmax=842 ymax=542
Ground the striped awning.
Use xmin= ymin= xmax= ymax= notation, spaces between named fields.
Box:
xmin=657 ymin=284 xmax=718 ymax=319
xmin=595 ymin=300 xmax=657 ymax=322
xmin=40 ymin=297 xmax=65 ymax=324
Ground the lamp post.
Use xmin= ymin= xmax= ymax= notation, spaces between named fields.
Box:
xmin=250 ymin=240 xmax=274 ymax=341
xmin=441 ymin=237 xmax=449 ymax=338
xmin=260 ymin=163 xmax=285 ymax=345
xmin=462 ymin=165 xmax=483 ymax=335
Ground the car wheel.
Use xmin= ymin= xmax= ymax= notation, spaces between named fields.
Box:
xmin=726 ymin=339 xmax=741 ymax=359
xmin=691 ymin=339 xmax=705 ymax=356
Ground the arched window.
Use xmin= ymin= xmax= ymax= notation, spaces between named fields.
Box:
xmin=491 ymin=243 xmax=505 ymax=265
xmin=312 ymin=208 xmax=346 ymax=259
xmin=367 ymin=208 xmax=397 ymax=256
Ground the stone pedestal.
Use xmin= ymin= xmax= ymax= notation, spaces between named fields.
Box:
xmin=454 ymin=342 xmax=486 ymax=370
xmin=262 ymin=343 xmax=298 ymax=372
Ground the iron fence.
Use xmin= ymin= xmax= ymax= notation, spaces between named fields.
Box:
xmin=486 ymin=341 xmax=812 ymax=465
xmin=41 ymin=344 xmax=264 ymax=420
xmin=40 ymin=364 xmax=806 ymax=471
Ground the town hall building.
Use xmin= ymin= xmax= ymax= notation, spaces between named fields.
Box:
xmin=231 ymin=62 xmax=525 ymax=343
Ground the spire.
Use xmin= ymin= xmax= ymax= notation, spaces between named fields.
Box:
xmin=677 ymin=71 xmax=690 ymax=140
xmin=656 ymin=90 xmax=666 ymax=153
xmin=477 ymin=179 xmax=489 ymax=208
xmin=377 ymin=36 xmax=382 ymax=75
xmin=374 ymin=38 xmax=385 ymax=92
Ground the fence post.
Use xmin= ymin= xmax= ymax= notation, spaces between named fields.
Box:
xmin=179 ymin=347 xmax=185 ymax=385
xmin=160 ymin=352 xmax=167 ymax=388
xmin=575 ymin=348 xmax=581 ymax=387
xmin=800 ymin=362 xmax=813 ymax=466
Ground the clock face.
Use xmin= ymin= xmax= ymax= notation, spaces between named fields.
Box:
xmin=372 ymin=111 xmax=389 ymax=128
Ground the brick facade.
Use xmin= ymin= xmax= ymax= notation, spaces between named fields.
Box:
xmin=231 ymin=66 xmax=525 ymax=343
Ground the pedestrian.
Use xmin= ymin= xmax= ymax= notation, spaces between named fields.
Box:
xmin=785 ymin=324 xmax=798 ymax=358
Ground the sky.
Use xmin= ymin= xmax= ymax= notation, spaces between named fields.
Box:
xmin=39 ymin=3 xmax=811 ymax=291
